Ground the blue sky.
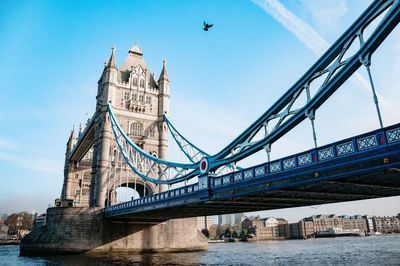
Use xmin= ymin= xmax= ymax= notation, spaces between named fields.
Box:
xmin=0 ymin=0 xmax=399 ymax=221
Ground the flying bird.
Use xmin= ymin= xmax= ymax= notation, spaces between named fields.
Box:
xmin=203 ymin=21 xmax=213 ymax=31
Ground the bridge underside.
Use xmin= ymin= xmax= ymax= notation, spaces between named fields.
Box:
xmin=108 ymin=141 xmax=400 ymax=222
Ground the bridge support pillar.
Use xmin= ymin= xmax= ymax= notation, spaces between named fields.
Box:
xmin=91 ymin=109 xmax=113 ymax=208
xmin=20 ymin=207 xmax=208 ymax=256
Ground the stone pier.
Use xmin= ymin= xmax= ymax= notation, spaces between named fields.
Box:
xmin=20 ymin=207 xmax=208 ymax=256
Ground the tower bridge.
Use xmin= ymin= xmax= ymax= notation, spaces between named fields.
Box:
xmin=21 ymin=0 xmax=400 ymax=255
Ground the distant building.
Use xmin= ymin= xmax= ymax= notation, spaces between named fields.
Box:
xmin=218 ymin=214 xmax=231 ymax=226
xmin=304 ymin=214 xmax=342 ymax=233
xmin=300 ymin=214 xmax=368 ymax=238
xmin=33 ymin=214 xmax=47 ymax=230
xmin=341 ymin=215 xmax=367 ymax=235
xmin=277 ymin=218 xmax=288 ymax=237
xmin=241 ymin=216 xmax=287 ymax=240
xmin=218 ymin=213 xmax=244 ymax=226
xmin=196 ymin=216 xmax=213 ymax=231
xmin=233 ymin=213 xmax=244 ymax=225
xmin=4 ymin=212 xmax=33 ymax=239
xmin=299 ymin=220 xmax=315 ymax=238
xmin=0 ymin=224 xmax=8 ymax=240
xmin=285 ymin=223 xmax=301 ymax=239
xmin=363 ymin=215 xmax=375 ymax=234
xmin=255 ymin=226 xmax=276 ymax=240
xmin=372 ymin=216 xmax=400 ymax=233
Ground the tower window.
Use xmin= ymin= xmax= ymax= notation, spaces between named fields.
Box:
xmin=130 ymin=122 xmax=143 ymax=136
xmin=139 ymin=79 xmax=145 ymax=88
xmin=149 ymin=128 xmax=155 ymax=138
xmin=113 ymin=149 xmax=118 ymax=162
xmin=124 ymin=92 xmax=130 ymax=100
xmin=132 ymin=78 xmax=138 ymax=87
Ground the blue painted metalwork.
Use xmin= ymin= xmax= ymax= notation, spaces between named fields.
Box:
xmin=108 ymin=103 xmax=200 ymax=185
xmin=207 ymin=0 xmax=400 ymax=171
xmin=109 ymin=103 xmax=196 ymax=169
xmin=164 ymin=113 xmax=242 ymax=173
xmin=163 ymin=114 xmax=210 ymax=163
xmin=105 ymin=0 xmax=400 ymax=186
xmin=104 ymin=123 xmax=400 ymax=217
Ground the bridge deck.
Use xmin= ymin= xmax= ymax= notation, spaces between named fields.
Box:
xmin=104 ymin=123 xmax=400 ymax=221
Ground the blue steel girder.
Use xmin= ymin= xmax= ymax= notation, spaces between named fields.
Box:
xmin=103 ymin=123 xmax=400 ymax=219
xmin=104 ymin=149 xmax=400 ymax=218
xmin=108 ymin=103 xmax=199 ymax=185
xmin=163 ymin=113 xmax=210 ymax=163
xmin=107 ymin=0 xmax=400 ymax=185
xmin=207 ymin=0 xmax=400 ymax=172
xmin=163 ymin=113 xmax=242 ymax=174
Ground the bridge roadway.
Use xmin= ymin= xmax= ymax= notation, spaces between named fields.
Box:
xmin=104 ymin=123 xmax=400 ymax=222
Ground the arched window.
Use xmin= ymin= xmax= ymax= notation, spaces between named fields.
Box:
xmin=113 ymin=149 xmax=118 ymax=162
xmin=83 ymin=172 xmax=91 ymax=182
xmin=139 ymin=79 xmax=145 ymax=88
xmin=139 ymin=94 xmax=144 ymax=102
xmin=130 ymin=122 xmax=143 ymax=136
xmin=124 ymin=91 xmax=130 ymax=100
xmin=149 ymin=128 xmax=155 ymax=138
xmin=145 ymin=95 xmax=151 ymax=104
xmin=132 ymin=78 xmax=138 ymax=87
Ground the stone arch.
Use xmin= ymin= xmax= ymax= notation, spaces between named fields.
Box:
xmin=107 ymin=176 xmax=156 ymax=205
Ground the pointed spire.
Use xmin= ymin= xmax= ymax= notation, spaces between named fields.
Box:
xmin=129 ymin=42 xmax=143 ymax=55
xmin=70 ymin=125 xmax=76 ymax=139
xmin=67 ymin=125 xmax=76 ymax=150
xmin=158 ymin=58 xmax=169 ymax=82
xmin=106 ymin=45 xmax=116 ymax=69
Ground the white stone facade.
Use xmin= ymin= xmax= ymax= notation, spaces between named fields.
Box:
xmin=61 ymin=45 xmax=170 ymax=207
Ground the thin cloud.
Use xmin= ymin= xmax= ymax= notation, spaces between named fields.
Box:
xmin=303 ymin=0 xmax=348 ymax=34
xmin=252 ymin=0 xmax=392 ymax=111
xmin=0 ymin=137 xmax=21 ymax=151
xmin=0 ymin=152 xmax=63 ymax=174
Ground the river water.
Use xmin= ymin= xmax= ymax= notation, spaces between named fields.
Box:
xmin=1 ymin=235 xmax=399 ymax=265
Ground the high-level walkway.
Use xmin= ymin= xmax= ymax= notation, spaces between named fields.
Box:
xmin=104 ymin=123 xmax=400 ymax=221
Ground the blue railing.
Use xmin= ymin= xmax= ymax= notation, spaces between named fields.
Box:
xmin=104 ymin=183 xmax=200 ymax=213
xmin=210 ymin=124 xmax=399 ymax=189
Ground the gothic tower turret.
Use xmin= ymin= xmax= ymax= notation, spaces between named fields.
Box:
xmin=90 ymin=47 xmax=117 ymax=207
xmin=61 ymin=127 xmax=77 ymax=199
xmin=157 ymin=59 xmax=169 ymax=161
xmin=87 ymin=44 xmax=170 ymax=207
xmin=157 ymin=60 xmax=170 ymax=192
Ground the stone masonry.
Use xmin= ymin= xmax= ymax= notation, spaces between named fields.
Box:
xmin=20 ymin=207 xmax=207 ymax=255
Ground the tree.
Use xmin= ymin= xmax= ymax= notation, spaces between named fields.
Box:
xmin=229 ymin=228 xmax=235 ymax=238
xmin=201 ymin=228 xmax=210 ymax=238
xmin=225 ymin=227 xmax=237 ymax=238
xmin=208 ymin=225 xmax=218 ymax=239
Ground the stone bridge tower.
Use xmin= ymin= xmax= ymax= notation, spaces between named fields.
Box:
xmin=61 ymin=45 xmax=170 ymax=208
